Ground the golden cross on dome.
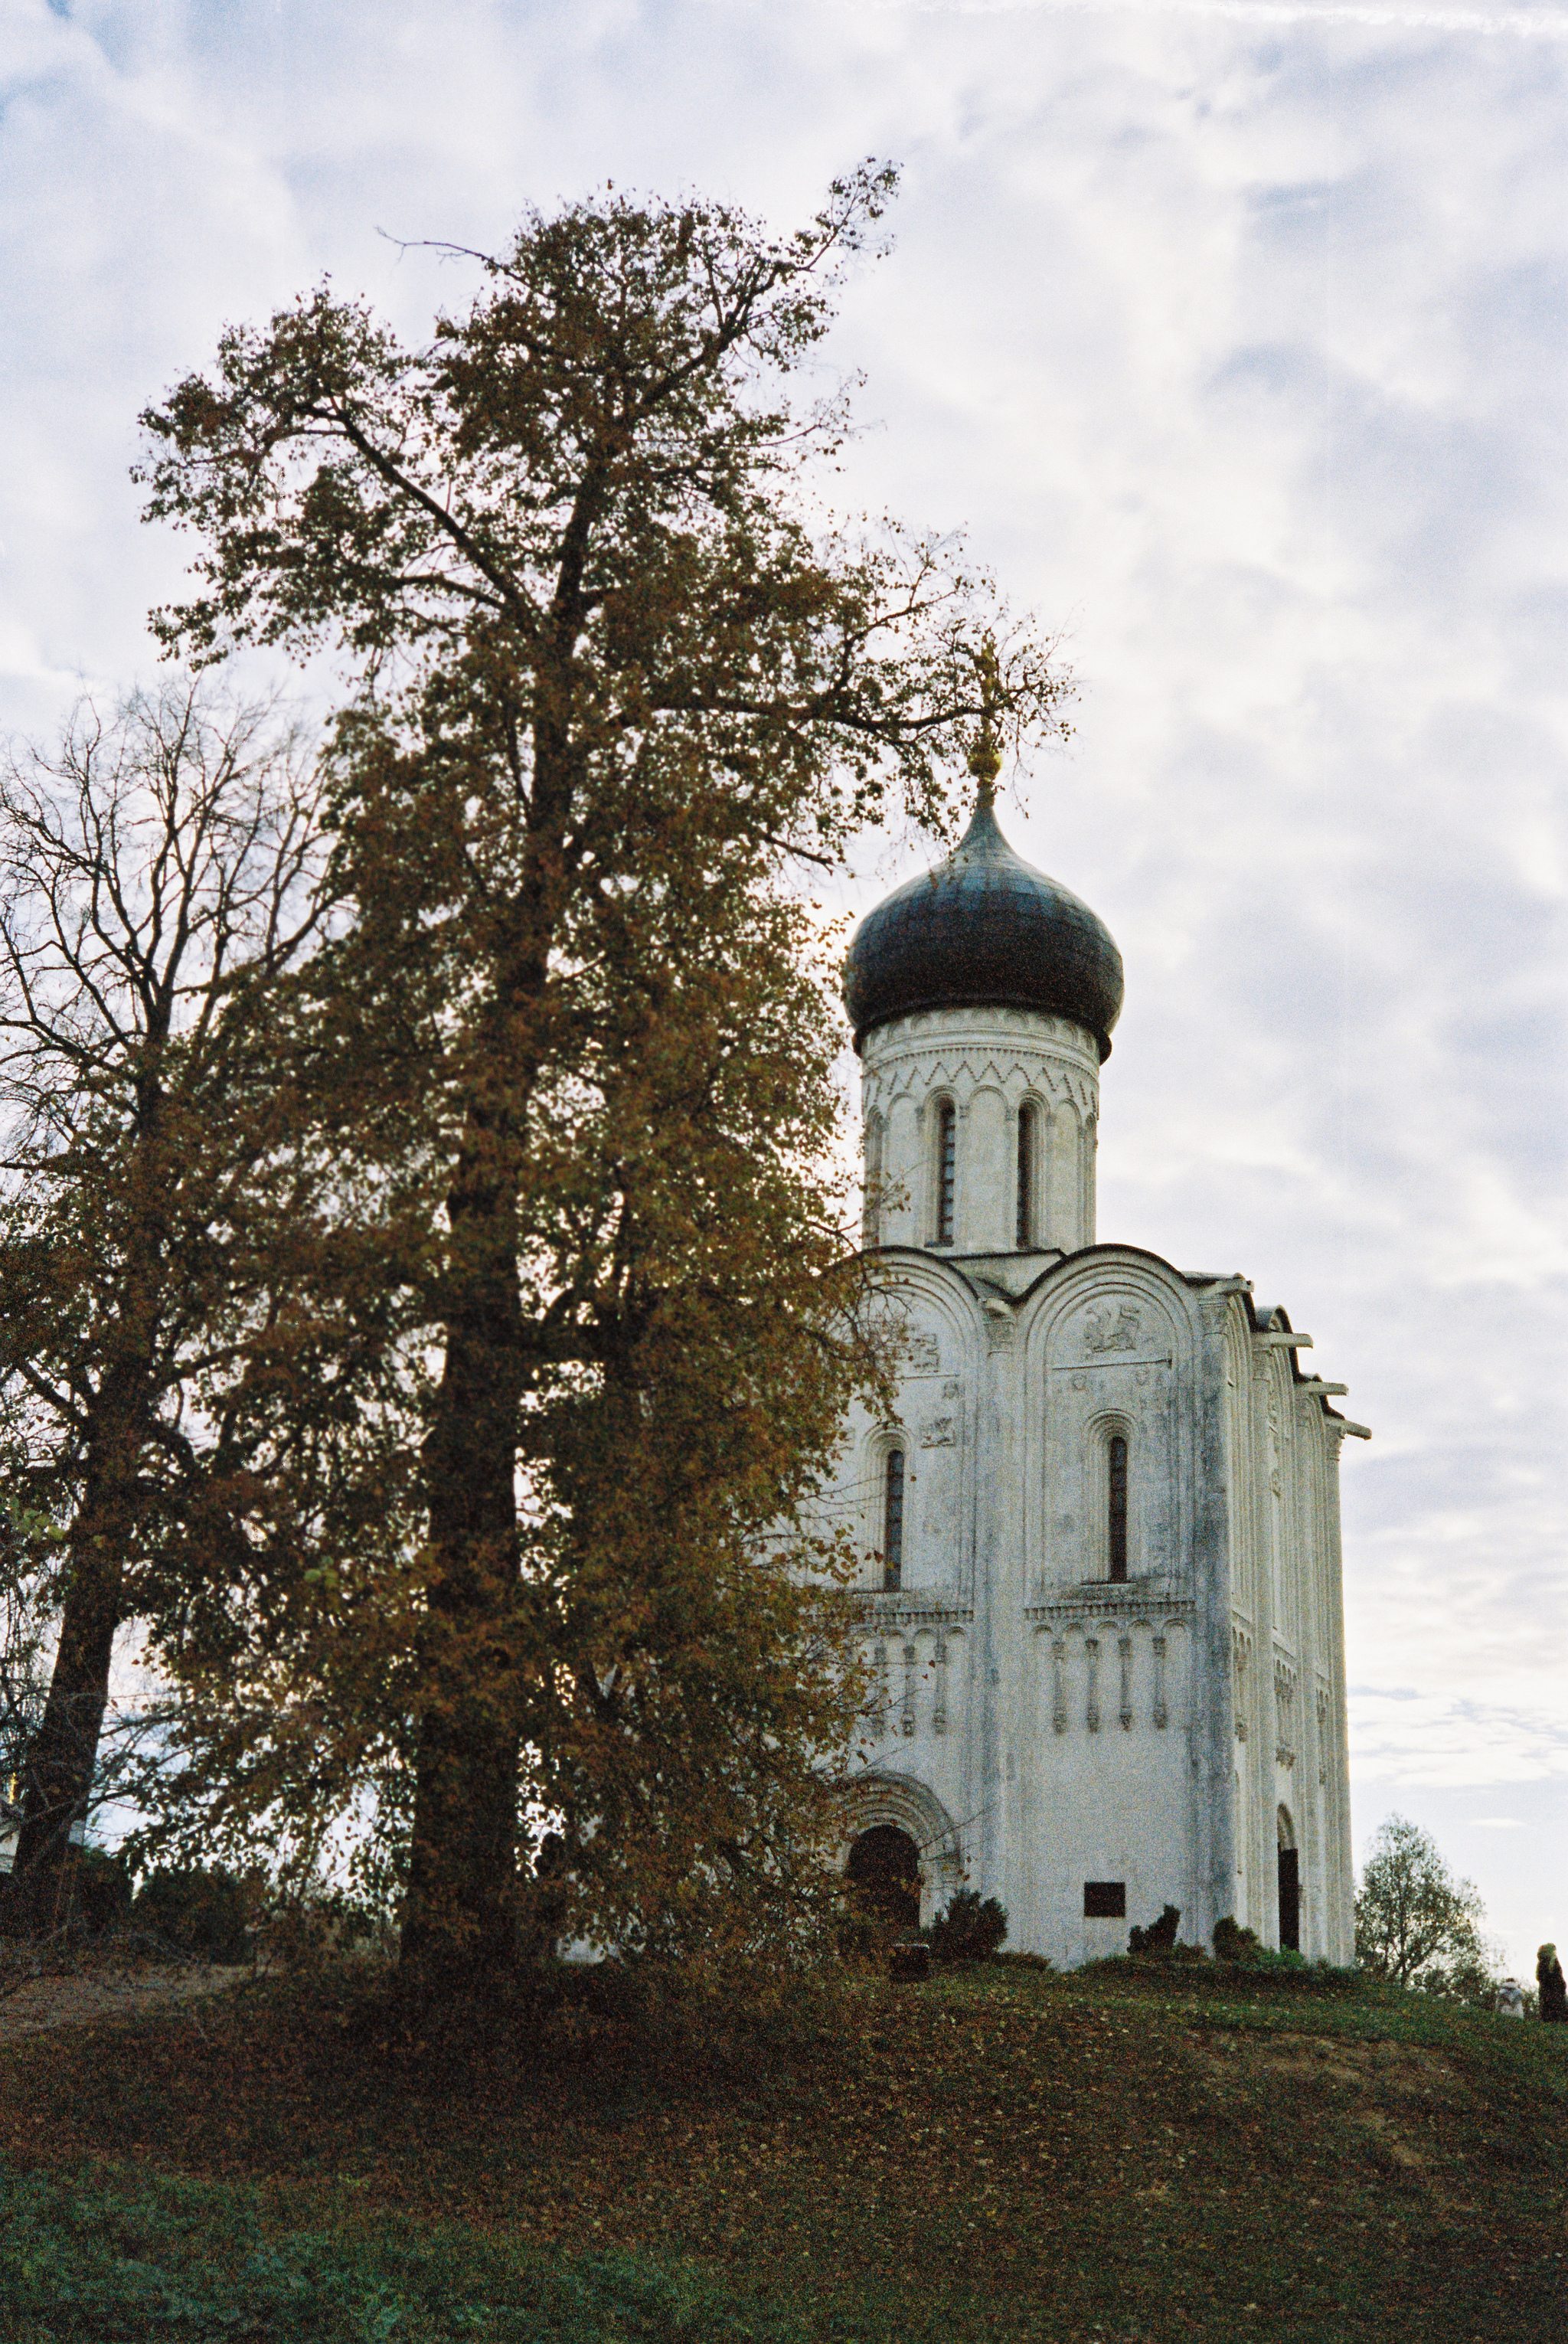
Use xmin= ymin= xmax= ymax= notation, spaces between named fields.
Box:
xmin=966 ymin=638 xmax=1002 ymax=810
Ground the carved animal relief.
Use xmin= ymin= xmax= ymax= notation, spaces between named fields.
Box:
xmin=1084 ymin=1305 xmax=1141 ymax=1355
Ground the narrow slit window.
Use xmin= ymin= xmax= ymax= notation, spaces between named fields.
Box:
xmin=1016 ymin=1104 xmax=1036 ymax=1248
xmin=936 ymin=1103 xmax=956 ymax=1244
xmin=1108 ymin=1434 xmax=1128 ymax=1582
xmin=882 ymin=1449 xmax=905 ymax=1592
xmin=864 ymin=1114 xmax=884 ymax=1248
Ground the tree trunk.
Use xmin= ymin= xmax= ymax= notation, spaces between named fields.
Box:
xmin=0 ymin=1391 xmax=141 ymax=1939
xmin=398 ymin=682 xmax=577 ymax=1991
xmin=400 ymin=1149 xmax=529 ymax=1988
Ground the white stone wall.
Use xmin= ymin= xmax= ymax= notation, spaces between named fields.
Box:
xmin=861 ymin=1006 xmax=1101 ymax=1254
xmin=1221 ymin=1309 xmax=1356 ymax=1963
xmin=838 ymin=1247 xmax=1230 ymax=1966
xmin=833 ymin=1254 xmax=1354 ymax=1964
xmin=1010 ymin=1255 xmax=1234 ymax=1963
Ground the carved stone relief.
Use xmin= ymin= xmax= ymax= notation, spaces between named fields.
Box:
xmin=1233 ymin=1623 xmax=1253 ymax=1745
xmin=1084 ymin=1305 xmax=1141 ymax=1355
xmin=1274 ymin=1655 xmax=1298 ymax=1770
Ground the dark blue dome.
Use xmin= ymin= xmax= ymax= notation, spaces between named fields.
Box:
xmin=842 ymin=800 xmax=1124 ymax=1058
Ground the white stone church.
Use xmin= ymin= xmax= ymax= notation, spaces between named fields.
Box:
xmin=831 ymin=781 xmax=1364 ymax=1966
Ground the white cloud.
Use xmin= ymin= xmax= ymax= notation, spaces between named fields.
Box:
xmin=1350 ymin=1690 xmax=1568 ymax=1786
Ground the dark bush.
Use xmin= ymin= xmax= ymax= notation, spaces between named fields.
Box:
xmin=834 ymin=1907 xmax=886 ymax=1964
xmin=929 ymin=1888 xmax=1008 ymax=1965
xmin=1416 ymin=1955 xmax=1511 ymax=2010
xmin=1256 ymin=1948 xmax=1361 ymax=1992
xmin=1129 ymin=1904 xmax=1181 ymax=1957
xmin=518 ymin=1832 xmax=569 ymax=1962
xmin=74 ymin=1846 xmax=132 ymax=1936
xmin=131 ymin=1867 xmax=251 ymax=1961
xmin=1212 ymin=1914 xmax=1262 ymax=1963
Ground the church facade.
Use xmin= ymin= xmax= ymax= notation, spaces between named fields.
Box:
xmin=831 ymin=787 xmax=1364 ymax=1966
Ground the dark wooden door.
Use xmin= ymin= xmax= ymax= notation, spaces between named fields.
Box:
xmin=848 ymin=1826 xmax=921 ymax=1932
xmin=1278 ymin=1847 xmax=1300 ymax=1951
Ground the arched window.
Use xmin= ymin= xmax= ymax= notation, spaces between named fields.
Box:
xmin=1016 ymin=1103 xmax=1037 ymax=1248
xmin=1108 ymin=1434 xmax=1128 ymax=1582
xmin=935 ymin=1101 xmax=956 ymax=1244
xmin=882 ymin=1447 xmax=906 ymax=1591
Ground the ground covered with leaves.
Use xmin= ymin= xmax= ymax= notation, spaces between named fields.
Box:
xmin=2 ymin=1953 xmax=1565 ymax=2340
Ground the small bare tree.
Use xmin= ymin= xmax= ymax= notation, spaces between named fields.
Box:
xmin=0 ymin=682 xmax=334 ymax=1934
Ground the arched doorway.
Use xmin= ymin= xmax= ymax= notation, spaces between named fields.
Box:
xmin=1277 ymin=1806 xmax=1300 ymax=1952
xmin=838 ymin=1771 xmax=963 ymax=1927
xmin=847 ymin=1825 xmax=922 ymax=1933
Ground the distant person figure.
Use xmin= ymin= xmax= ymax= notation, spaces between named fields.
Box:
xmin=1536 ymin=1944 xmax=1566 ymax=2023
xmin=1495 ymin=1979 xmax=1526 ymax=2019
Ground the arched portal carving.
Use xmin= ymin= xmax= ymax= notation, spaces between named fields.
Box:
xmin=837 ymin=1772 xmax=963 ymax=1927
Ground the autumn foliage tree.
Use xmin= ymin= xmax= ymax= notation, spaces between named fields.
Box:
xmin=134 ymin=167 xmax=1073 ymax=1985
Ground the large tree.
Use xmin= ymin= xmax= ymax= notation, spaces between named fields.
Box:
xmin=136 ymin=168 xmax=1073 ymax=1982
xmin=0 ymin=685 xmax=356 ymax=1936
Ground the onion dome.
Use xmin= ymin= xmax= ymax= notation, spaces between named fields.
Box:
xmin=842 ymin=794 xmax=1125 ymax=1058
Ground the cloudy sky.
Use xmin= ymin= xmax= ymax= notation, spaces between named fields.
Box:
xmin=4 ymin=0 xmax=1566 ymax=1970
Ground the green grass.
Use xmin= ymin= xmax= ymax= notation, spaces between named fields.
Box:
xmin=4 ymin=1955 xmax=1567 ymax=2340
xmin=0 ymin=2163 xmax=804 ymax=2342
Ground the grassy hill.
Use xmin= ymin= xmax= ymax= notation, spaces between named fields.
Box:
xmin=2 ymin=1953 xmax=1566 ymax=2340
